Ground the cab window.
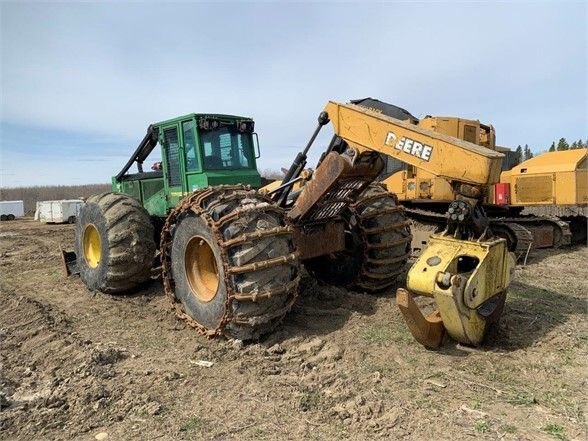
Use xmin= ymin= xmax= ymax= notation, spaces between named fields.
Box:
xmin=182 ymin=120 xmax=199 ymax=172
xmin=200 ymin=126 xmax=254 ymax=170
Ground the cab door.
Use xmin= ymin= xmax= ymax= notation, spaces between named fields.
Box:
xmin=161 ymin=124 xmax=187 ymax=208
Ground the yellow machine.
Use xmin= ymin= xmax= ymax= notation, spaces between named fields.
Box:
xmin=499 ymin=148 xmax=587 ymax=245
xmin=260 ymin=100 xmax=515 ymax=348
xmin=500 ymin=148 xmax=587 ymax=207
xmin=377 ymin=103 xmax=584 ymax=252
xmin=383 ymin=116 xmax=502 ymax=202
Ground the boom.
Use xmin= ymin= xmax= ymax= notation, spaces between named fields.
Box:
xmin=324 ymin=101 xmax=504 ymax=187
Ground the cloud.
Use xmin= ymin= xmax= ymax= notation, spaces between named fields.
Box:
xmin=1 ymin=2 xmax=586 ymax=186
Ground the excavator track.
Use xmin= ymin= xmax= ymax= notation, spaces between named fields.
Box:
xmin=490 ymin=222 xmax=533 ymax=258
xmin=404 ymin=207 xmax=570 ymax=256
xmin=497 ymin=217 xmax=572 ymax=249
xmin=160 ymin=185 xmax=300 ymax=340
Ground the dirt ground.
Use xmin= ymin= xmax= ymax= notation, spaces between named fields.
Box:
xmin=0 ymin=219 xmax=586 ymax=441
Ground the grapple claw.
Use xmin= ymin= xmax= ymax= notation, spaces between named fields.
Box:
xmin=396 ymin=234 xmax=515 ymax=349
xmin=396 ymin=288 xmax=446 ymax=349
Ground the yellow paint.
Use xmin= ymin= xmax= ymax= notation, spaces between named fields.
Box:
xmin=501 ymin=149 xmax=587 ymax=206
xmin=184 ymin=236 xmax=219 ymax=302
xmin=405 ymin=234 xmax=515 ymax=346
xmin=324 ymin=101 xmax=504 ymax=187
xmin=83 ymin=224 xmax=101 ymax=268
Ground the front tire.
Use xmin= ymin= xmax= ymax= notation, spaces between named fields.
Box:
xmin=75 ymin=193 xmax=156 ymax=293
xmin=161 ymin=186 xmax=300 ymax=340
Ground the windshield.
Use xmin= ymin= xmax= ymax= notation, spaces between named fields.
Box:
xmin=200 ymin=126 xmax=254 ymax=170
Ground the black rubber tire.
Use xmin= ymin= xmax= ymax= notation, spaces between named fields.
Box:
xmin=6 ymin=214 xmax=15 ymax=221
xmin=165 ymin=186 xmax=299 ymax=340
xmin=0 ymin=215 xmax=7 ymax=221
xmin=67 ymin=215 xmax=76 ymax=224
xmin=305 ymin=184 xmax=411 ymax=292
xmin=75 ymin=192 xmax=156 ymax=294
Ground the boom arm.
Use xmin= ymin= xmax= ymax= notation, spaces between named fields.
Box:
xmin=115 ymin=125 xmax=160 ymax=181
xmin=324 ymin=101 xmax=504 ymax=187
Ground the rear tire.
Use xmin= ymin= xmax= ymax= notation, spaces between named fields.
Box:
xmin=305 ymin=184 xmax=411 ymax=292
xmin=6 ymin=214 xmax=15 ymax=221
xmin=162 ymin=186 xmax=300 ymax=340
xmin=0 ymin=215 xmax=7 ymax=221
xmin=75 ymin=193 xmax=156 ymax=294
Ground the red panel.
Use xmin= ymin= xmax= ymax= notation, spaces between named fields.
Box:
xmin=494 ymin=183 xmax=511 ymax=205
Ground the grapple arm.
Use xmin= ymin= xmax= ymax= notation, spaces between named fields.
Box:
xmin=397 ymin=235 xmax=515 ymax=348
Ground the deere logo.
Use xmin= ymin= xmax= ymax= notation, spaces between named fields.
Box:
xmin=385 ymin=132 xmax=433 ymax=161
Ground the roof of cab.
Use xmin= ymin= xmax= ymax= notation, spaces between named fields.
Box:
xmin=154 ymin=113 xmax=253 ymax=127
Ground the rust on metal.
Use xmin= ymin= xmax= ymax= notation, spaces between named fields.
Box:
xmin=288 ymin=150 xmax=385 ymax=223
xmin=287 ymin=152 xmax=349 ymax=221
xmin=293 ymin=220 xmax=346 ymax=260
xmin=220 ymin=226 xmax=292 ymax=248
xmin=396 ymin=288 xmax=446 ymax=349
xmin=60 ymin=247 xmax=78 ymax=277
xmin=366 ymin=236 xmax=412 ymax=250
xmin=160 ymin=185 xmax=300 ymax=338
xmin=227 ymin=254 xmax=298 ymax=275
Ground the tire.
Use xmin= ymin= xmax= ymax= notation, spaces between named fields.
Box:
xmin=0 ymin=215 xmax=7 ymax=221
xmin=75 ymin=192 xmax=156 ymax=294
xmin=67 ymin=216 xmax=76 ymax=224
xmin=305 ymin=183 xmax=411 ymax=292
xmin=7 ymin=214 xmax=15 ymax=221
xmin=162 ymin=186 xmax=299 ymax=340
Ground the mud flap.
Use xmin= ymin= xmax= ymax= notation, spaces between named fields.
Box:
xmin=60 ymin=247 xmax=79 ymax=277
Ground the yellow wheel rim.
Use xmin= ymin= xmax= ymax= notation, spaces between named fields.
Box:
xmin=83 ymin=224 xmax=102 ymax=268
xmin=185 ymin=236 xmax=220 ymax=302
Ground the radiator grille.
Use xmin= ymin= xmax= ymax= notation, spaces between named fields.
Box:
xmin=516 ymin=175 xmax=553 ymax=203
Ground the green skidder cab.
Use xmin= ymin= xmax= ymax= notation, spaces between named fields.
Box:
xmin=112 ymin=114 xmax=262 ymax=216
xmin=67 ymin=113 xmax=300 ymax=341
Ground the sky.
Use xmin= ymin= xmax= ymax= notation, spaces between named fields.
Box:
xmin=1 ymin=1 xmax=586 ymax=187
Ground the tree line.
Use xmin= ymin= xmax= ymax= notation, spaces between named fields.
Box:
xmin=512 ymin=137 xmax=587 ymax=166
xmin=0 ymin=184 xmax=111 ymax=215
xmin=548 ymin=137 xmax=587 ymax=152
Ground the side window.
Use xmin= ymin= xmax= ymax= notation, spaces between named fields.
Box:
xmin=163 ymin=127 xmax=181 ymax=186
xmin=182 ymin=120 xmax=199 ymax=172
xmin=463 ymin=125 xmax=477 ymax=144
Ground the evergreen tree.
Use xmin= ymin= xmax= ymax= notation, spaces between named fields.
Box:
xmin=514 ymin=145 xmax=523 ymax=165
xmin=575 ymin=139 xmax=585 ymax=149
xmin=557 ymin=137 xmax=569 ymax=151
xmin=571 ymin=141 xmax=578 ymax=149
xmin=523 ymin=144 xmax=534 ymax=160
xmin=549 ymin=142 xmax=556 ymax=152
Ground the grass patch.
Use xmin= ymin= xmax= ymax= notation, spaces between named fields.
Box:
xmin=361 ymin=325 xmax=393 ymax=345
xmin=541 ymin=390 xmax=585 ymax=423
xmin=542 ymin=423 xmax=568 ymax=441
xmin=180 ymin=416 xmax=205 ymax=433
xmin=506 ymin=390 xmax=537 ymax=406
xmin=474 ymin=420 xmax=490 ymax=433
xmin=500 ymin=424 xmax=517 ymax=434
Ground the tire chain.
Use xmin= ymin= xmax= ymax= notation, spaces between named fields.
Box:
xmin=351 ymin=184 xmax=412 ymax=291
xmin=160 ymin=185 xmax=300 ymax=338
